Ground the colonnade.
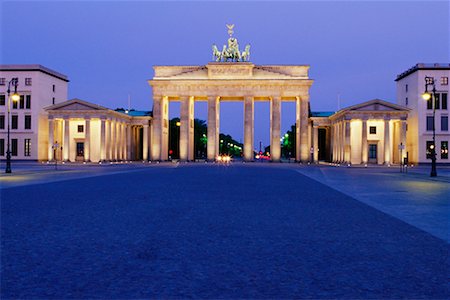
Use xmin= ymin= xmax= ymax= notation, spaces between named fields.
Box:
xmin=151 ymin=95 xmax=310 ymax=162
xmin=330 ymin=118 xmax=407 ymax=165
xmin=48 ymin=116 xmax=149 ymax=162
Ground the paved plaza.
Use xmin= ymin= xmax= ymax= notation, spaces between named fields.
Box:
xmin=1 ymin=162 xmax=449 ymax=298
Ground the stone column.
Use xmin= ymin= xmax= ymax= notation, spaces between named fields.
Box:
xmin=48 ymin=117 xmax=54 ymax=161
xmin=330 ymin=123 xmax=335 ymax=162
xmin=340 ymin=121 xmax=345 ymax=162
xmin=384 ymin=119 xmax=391 ymax=164
xmin=207 ymin=96 xmax=219 ymax=161
xmin=84 ymin=118 xmax=90 ymax=162
xmin=361 ymin=119 xmax=368 ymax=164
xmin=122 ymin=123 xmax=126 ymax=160
xmin=100 ymin=118 xmax=106 ymax=161
xmin=244 ymin=96 xmax=254 ymax=161
xmin=344 ymin=120 xmax=351 ymax=163
xmin=400 ymin=120 xmax=407 ymax=163
xmin=106 ymin=119 xmax=111 ymax=160
xmin=313 ymin=124 xmax=319 ymax=163
xmin=127 ymin=125 xmax=132 ymax=160
xmin=151 ymin=96 xmax=162 ymax=160
xmin=270 ymin=96 xmax=281 ymax=162
xmin=295 ymin=97 xmax=301 ymax=161
xmin=335 ymin=122 xmax=340 ymax=162
xmin=63 ymin=117 xmax=70 ymax=161
xmin=180 ymin=96 xmax=194 ymax=161
xmin=300 ymin=96 xmax=309 ymax=162
xmin=143 ymin=124 xmax=149 ymax=161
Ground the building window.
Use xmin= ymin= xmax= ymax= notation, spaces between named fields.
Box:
xmin=52 ymin=84 xmax=55 ymax=92
xmin=441 ymin=77 xmax=448 ymax=85
xmin=12 ymin=99 xmax=18 ymax=109
xmin=0 ymin=115 xmax=4 ymax=129
xmin=442 ymin=141 xmax=449 ymax=159
xmin=405 ymin=97 xmax=408 ymax=106
xmin=0 ymin=139 xmax=4 ymax=156
xmin=0 ymin=95 xmax=5 ymax=105
xmin=435 ymin=94 xmax=440 ymax=110
xmin=52 ymin=97 xmax=55 ymax=105
xmin=0 ymin=78 xmax=5 ymax=86
xmin=19 ymin=95 xmax=25 ymax=109
xmin=405 ymin=84 xmax=408 ymax=92
xmin=77 ymin=125 xmax=84 ymax=133
xmin=26 ymin=95 xmax=31 ymax=109
xmin=426 ymin=141 xmax=434 ymax=159
xmin=11 ymin=115 xmax=18 ymax=130
xmin=425 ymin=77 xmax=435 ymax=85
xmin=426 ymin=98 xmax=433 ymax=110
xmin=442 ymin=116 xmax=448 ymax=131
xmin=442 ymin=93 xmax=448 ymax=110
xmin=426 ymin=116 xmax=434 ymax=131
xmin=11 ymin=139 xmax=18 ymax=156
xmin=369 ymin=126 xmax=376 ymax=134
xmin=25 ymin=78 xmax=32 ymax=86
xmin=24 ymin=115 xmax=31 ymax=130
xmin=24 ymin=139 xmax=31 ymax=156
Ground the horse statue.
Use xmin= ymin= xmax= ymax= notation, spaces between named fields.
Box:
xmin=212 ymin=44 xmax=222 ymax=62
xmin=221 ymin=45 xmax=231 ymax=62
xmin=227 ymin=37 xmax=241 ymax=62
xmin=241 ymin=44 xmax=251 ymax=62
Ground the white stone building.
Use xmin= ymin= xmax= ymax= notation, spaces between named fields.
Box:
xmin=0 ymin=65 xmax=68 ymax=161
xmin=395 ymin=63 xmax=449 ymax=164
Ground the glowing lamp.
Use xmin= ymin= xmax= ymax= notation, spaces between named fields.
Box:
xmin=11 ymin=93 xmax=20 ymax=101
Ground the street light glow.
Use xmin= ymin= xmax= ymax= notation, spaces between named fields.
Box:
xmin=11 ymin=93 xmax=20 ymax=101
xmin=422 ymin=92 xmax=431 ymax=100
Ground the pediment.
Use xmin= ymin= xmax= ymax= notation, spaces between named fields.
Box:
xmin=45 ymin=99 xmax=108 ymax=111
xmin=346 ymin=99 xmax=408 ymax=112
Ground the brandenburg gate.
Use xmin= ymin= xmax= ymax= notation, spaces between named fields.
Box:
xmin=149 ymin=25 xmax=313 ymax=162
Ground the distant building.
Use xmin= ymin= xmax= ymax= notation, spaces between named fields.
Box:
xmin=0 ymin=65 xmax=69 ymax=161
xmin=45 ymin=99 xmax=151 ymax=163
xmin=395 ymin=63 xmax=450 ymax=164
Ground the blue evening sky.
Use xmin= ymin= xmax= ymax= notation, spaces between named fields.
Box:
xmin=1 ymin=0 xmax=449 ymax=148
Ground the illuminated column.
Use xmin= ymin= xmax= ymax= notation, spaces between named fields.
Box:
xmin=180 ymin=96 xmax=194 ymax=161
xmin=384 ymin=119 xmax=391 ymax=164
xmin=112 ymin=119 xmax=117 ymax=160
xmin=344 ymin=120 xmax=351 ymax=163
xmin=300 ymin=96 xmax=309 ymax=162
xmin=143 ymin=124 xmax=149 ymax=161
xmin=122 ymin=123 xmax=126 ymax=160
xmin=151 ymin=96 xmax=162 ymax=160
xmin=84 ymin=117 xmax=90 ymax=162
xmin=330 ymin=123 xmax=335 ymax=162
xmin=270 ymin=96 xmax=281 ymax=162
xmin=63 ymin=117 xmax=70 ymax=161
xmin=106 ymin=119 xmax=111 ymax=160
xmin=340 ymin=121 xmax=345 ymax=162
xmin=313 ymin=124 xmax=319 ymax=163
xmin=361 ymin=119 xmax=368 ymax=164
xmin=116 ymin=122 xmax=121 ymax=160
xmin=295 ymin=97 xmax=301 ymax=161
xmin=207 ymin=96 xmax=219 ymax=160
xmin=127 ymin=125 xmax=132 ymax=160
xmin=244 ymin=96 xmax=254 ymax=161
xmin=48 ymin=117 xmax=54 ymax=161
xmin=100 ymin=118 xmax=106 ymax=161
xmin=400 ymin=119 xmax=407 ymax=163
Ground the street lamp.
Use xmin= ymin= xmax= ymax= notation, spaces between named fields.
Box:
xmin=422 ymin=76 xmax=437 ymax=177
xmin=5 ymin=78 xmax=20 ymax=173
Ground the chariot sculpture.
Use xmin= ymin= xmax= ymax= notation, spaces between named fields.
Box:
xmin=212 ymin=24 xmax=251 ymax=62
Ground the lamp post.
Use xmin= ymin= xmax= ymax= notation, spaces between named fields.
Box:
xmin=5 ymin=78 xmax=20 ymax=174
xmin=422 ymin=76 xmax=437 ymax=177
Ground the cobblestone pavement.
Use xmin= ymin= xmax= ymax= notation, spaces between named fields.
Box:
xmin=1 ymin=164 xmax=449 ymax=298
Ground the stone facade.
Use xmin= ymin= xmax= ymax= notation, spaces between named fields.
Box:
xmin=149 ymin=62 xmax=313 ymax=162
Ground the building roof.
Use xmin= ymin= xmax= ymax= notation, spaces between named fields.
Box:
xmin=0 ymin=64 xmax=69 ymax=82
xmin=115 ymin=108 xmax=152 ymax=117
xmin=311 ymin=111 xmax=334 ymax=117
xmin=395 ymin=63 xmax=450 ymax=81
